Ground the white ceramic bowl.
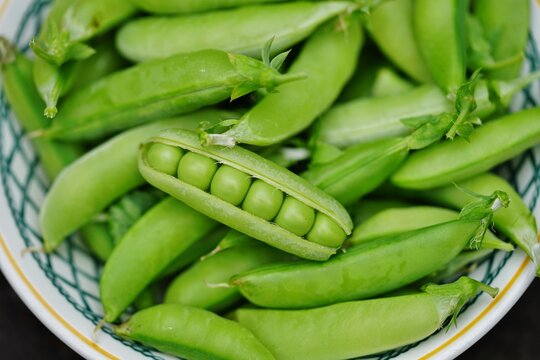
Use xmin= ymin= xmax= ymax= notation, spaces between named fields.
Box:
xmin=1 ymin=1 xmax=540 ymax=359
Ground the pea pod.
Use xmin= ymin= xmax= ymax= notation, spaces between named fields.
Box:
xmin=302 ymin=138 xmax=408 ymax=206
xmin=364 ymin=0 xmax=431 ymax=83
xmin=391 ymin=107 xmax=540 ymax=189
xmin=393 ymin=173 xmax=540 ymax=276
xmin=474 ymin=0 xmax=529 ymax=80
xmin=0 ymin=41 xmax=82 ymax=179
xmin=234 ymin=277 xmax=498 ymax=360
xmin=116 ymin=2 xmax=354 ymax=62
xmin=371 ymin=67 xmax=415 ymax=97
xmin=44 ymin=49 xmax=300 ymax=142
xmin=101 ymin=198 xmax=218 ymax=322
xmin=413 ymin=0 xmax=468 ymax=93
xmin=79 ymin=222 xmax=114 ymax=262
xmin=205 ymin=16 xmax=362 ymax=147
xmin=164 ymin=243 xmax=293 ymax=312
xmin=115 ymin=304 xmax=276 ymax=360
xmin=30 ymin=0 xmax=136 ymax=66
xmin=350 ymin=198 xmax=412 ymax=225
xmin=350 ymin=205 xmax=513 ymax=251
xmin=139 ymin=129 xmax=353 ymax=261
xmin=425 ymin=249 xmax=493 ymax=283
xmin=318 ymin=70 xmax=540 ymax=148
xmin=39 ymin=110 xmax=231 ymax=252
xmin=230 ymin=219 xmax=481 ymax=308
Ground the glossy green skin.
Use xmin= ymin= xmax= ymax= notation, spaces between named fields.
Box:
xmin=139 ymin=129 xmax=353 ymax=261
xmin=164 ymin=243 xmax=291 ymax=312
xmin=306 ymin=213 xmax=347 ymax=248
xmin=46 ymin=49 xmax=293 ymax=141
xmin=475 ymin=0 xmax=529 ymax=80
xmin=117 ymin=2 xmax=353 ymax=62
xmin=274 ymin=197 xmax=315 ymax=237
xmin=79 ymin=222 xmax=114 ymax=262
xmin=178 ymin=152 xmax=218 ymax=191
xmin=224 ymin=17 xmax=362 ymax=146
xmin=351 ymin=198 xmax=411 ymax=225
xmin=40 ymin=110 xmax=228 ymax=251
xmin=210 ymin=165 xmax=252 ymax=206
xmin=401 ymin=173 xmax=540 ymax=275
xmin=146 ymin=143 xmax=184 ymax=176
xmin=351 ymin=205 xmax=513 ymax=251
xmin=64 ymin=0 xmax=136 ymax=42
xmin=159 ymin=226 xmax=229 ymax=278
xmin=242 ymin=180 xmax=284 ymax=221
xmin=426 ymin=249 xmax=493 ymax=283
xmin=302 ymin=138 xmax=408 ymax=206
xmin=365 ymin=0 xmax=431 ymax=83
xmin=318 ymin=75 xmax=540 ymax=148
xmin=371 ymin=67 xmax=415 ymax=97
xmin=414 ymin=0 xmax=468 ymax=93
xmin=101 ymin=198 xmax=217 ymax=322
xmin=129 ymin=0 xmax=285 ymax=14
xmin=231 ymin=219 xmax=480 ymax=308
xmin=234 ymin=278 xmax=490 ymax=360
xmin=1 ymin=52 xmax=82 ymax=180
xmin=115 ymin=304 xmax=276 ymax=360
xmin=68 ymin=37 xmax=127 ymax=92
xmin=392 ymin=107 xmax=540 ymax=189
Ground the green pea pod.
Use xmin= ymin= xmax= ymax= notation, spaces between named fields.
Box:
xmin=231 ymin=219 xmax=481 ymax=308
xmin=371 ymin=67 xmax=415 ymax=98
xmin=302 ymin=138 xmax=408 ymax=206
xmin=115 ymin=304 xmax=276 ymax=360
xmin=391 ymin=107 xmax=540 ymax=189
xmin=318 ymin=70 xmax=540 ymax=148
xmin=413 ymin=0 xmax=468 ymax=94
xmin=40 ymin=110 xmax=231 ymax=252
xmin=396 ymin=173 xmax=540 ymax=275
xmin=30 ymin=0 xmax=136 ymax=66
xmin=44 ymin=49 xmax=301 ymax=142
xmin=0 ymin=41 xmax=83 ymax=180
xmin=207 ymin=16 xmax=362 ymax=147
xmin=67 ymin=37 xmax=127 ymax=93
xmin=159 ymin=226 xmax=228 ymax=278
xmin=350 ymin=205 xmax=513 ymax=251
xmin=139 ymin=129 xmax=353 ymax=261
xmin=164 ymin=243 xmax=293 ymax=312
xmin=79 ymin=222 xmax=114 ymax=262
xmin=425 ymin=249 xmax=493 ymax=284
xmin=116 ymin=2 xmax=354 ymax=62
xmin=100 ymin=198 xmax=217 ymax=322
xmin=234 ymin=277 xmax=497 ymax=360
xmin=474 ymin=0 xmax=529 ymax=80
xmin=364 ymin=0 xmax=431 ymax=83
xmin=350 ymin=198 xmax=412 ymax=225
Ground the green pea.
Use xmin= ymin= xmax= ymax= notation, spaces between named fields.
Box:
xmin=146 ymin=143 xmax=184 ymax=176
xmin=242 ymin=180 xmax=283 ymax=221
xmin=306 ymin=213 xmax=347 ymax=248
xmin=210 ymin=165 xmax=252 ymax=206
xmin=177 ymin=152 xmax=218 ymax=191
xmin=274 ymin=197 xmax=315 ymax=237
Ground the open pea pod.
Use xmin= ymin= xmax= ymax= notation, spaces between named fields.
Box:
xmin=138 ymin=129 xmax=353 ymax=261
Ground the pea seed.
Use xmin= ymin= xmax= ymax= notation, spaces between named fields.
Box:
xmin=242 ymin=180 xmax=283 ymax=221
xmin=306 ymin=213 xmax=347 ymax=248
xmin=146 ymin=143 xmax=184 ymax=176
xmin=210 ymin=165 xmax=251 ymax=206
xmin=274 ymin=197 xmax=315 ymax=237
xmin=177 ymin=152 xmax=217 ymax=191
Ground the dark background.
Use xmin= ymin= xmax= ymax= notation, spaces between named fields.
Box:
xmin=0 ymin=272 xmax=538 ymax=359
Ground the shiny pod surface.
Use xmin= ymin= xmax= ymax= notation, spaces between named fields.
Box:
xmin=231 ymin=219 xmax=480 ymax=308
xmin=138 ymin=129 xmax=353 ymax=261
xmin=115 ymin=304 xmax=276 ymax=360
xmin=116 ymin=2 xmax=353 ymax=61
